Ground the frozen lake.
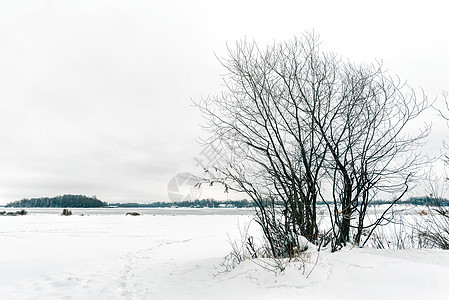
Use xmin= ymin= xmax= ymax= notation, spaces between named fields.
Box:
xmin=0 ymin=210 xmax=259 ymax=299
xmin=1 ymin=207 xmax=255 ymax=216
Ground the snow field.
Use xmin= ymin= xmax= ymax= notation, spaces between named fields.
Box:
xmin=1 ymin=209 xmax=449 ymax=299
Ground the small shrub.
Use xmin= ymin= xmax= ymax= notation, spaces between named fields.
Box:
xmin=126 ymin=212 xmax=140 ymax=216
xmin=62 ymin=209 xmax=72 ymax=216
xmin=217 ymin=220 xmax=314 ymax=275
xmin=418 ymin=206 xmax=449 ymax=249
xmin=418 ymin=210 xmax=428 ymax=216
xmin=3 ymin=210 xmax=27 ymax=216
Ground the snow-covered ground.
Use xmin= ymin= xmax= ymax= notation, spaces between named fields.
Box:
xmin=1 ymin=208 xmax=449 ymax=299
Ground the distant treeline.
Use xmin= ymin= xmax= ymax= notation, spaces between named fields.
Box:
xmin=311 ymin=196 xmax=449 ymax=206
xmin=6 ymin=194 xmax=106 ymax=208
xmin=6 ymin=195 xmax=447 ymax=209
xmin=392 ymin=196 xmax=449 ymax=206
xmin=110 ymin=196 xmax=449 ymax=208
xmin=317 ymin=196 xmax=449 ymax=206
xmin=109 ymin=199 xmax=254 ymax=208
xmin=134 ymin=197 xmax=448 ymax=208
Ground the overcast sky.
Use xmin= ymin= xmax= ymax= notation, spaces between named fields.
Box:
xmin=0 ymin=0 xmax=448 ymax=205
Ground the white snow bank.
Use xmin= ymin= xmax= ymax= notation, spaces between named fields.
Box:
xmin=1 ymin=212 xmax=448 ymax=299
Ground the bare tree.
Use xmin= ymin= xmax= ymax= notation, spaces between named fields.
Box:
xmin=315 ymin=62 xmax=430 ymax=248
xmin=197 ymin=32 xmax=429 ymax=255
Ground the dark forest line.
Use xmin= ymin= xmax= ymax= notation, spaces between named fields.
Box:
xmin=5 ymin=194 xmax=105 ymax=208
xmin=5 ymin=195 xmax=448 ymax=208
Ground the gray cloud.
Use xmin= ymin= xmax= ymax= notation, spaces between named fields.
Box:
xmin=0 ymin=0 xmax=448 ymax=204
